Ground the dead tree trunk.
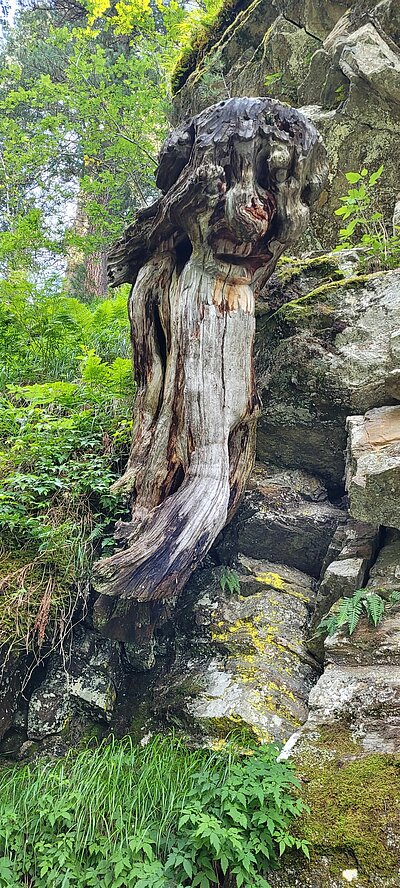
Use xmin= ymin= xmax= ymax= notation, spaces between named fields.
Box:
xmin=93 ymin=97 xmax=328 ymax=644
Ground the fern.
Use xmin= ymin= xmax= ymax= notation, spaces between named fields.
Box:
xmin=317 ymin=586 xmax=400 ymax=638
xmin=389 ymin=590 xmax=400 ymax=604
xmin=316 ymin=612 xmax=340 ymax=637
xmin=364 ymin=593 xmax=385 ymax=627
xmin=346 ymin=590 xmax=365 ymax=635
xmin=220 ymin=567 xmax=241 ymax=595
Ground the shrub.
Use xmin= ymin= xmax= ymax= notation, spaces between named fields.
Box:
xmin=0 ymin=346 xmax=134 ymax=667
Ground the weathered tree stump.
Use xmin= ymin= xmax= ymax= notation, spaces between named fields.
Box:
xmin=93 ymin=97 xmax=328 ymax=645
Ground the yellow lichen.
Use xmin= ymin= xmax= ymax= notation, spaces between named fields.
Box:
xmin=254 ymin=572 xmax=310 ymax=603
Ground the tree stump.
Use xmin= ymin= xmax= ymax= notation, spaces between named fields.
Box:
xmin=93 ymin=97 xmax=328 ymax=645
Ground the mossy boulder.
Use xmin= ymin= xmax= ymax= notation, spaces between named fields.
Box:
xmin=270 ymin=727 xmax=400 ymax=887
xmin=153 ymin=558 xmax=319 ymax=743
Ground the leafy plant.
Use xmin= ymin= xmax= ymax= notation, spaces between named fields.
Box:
xmin=0 ymin=734 xmax=309 ymax=887
xmin=317 ymin=588 xmax=400 ymax=637
xmin=220 ymin=567 xmax=241 ymax=595
xmin=334 ymin=166 xmax=400 ymax=269
xmin=0 ymin=320 xmax=134 ymax=667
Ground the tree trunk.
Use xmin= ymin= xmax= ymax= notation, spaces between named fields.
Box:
xmin=65 ymin=178 xmax=109 ymax=300
xmin=84 ymin=247 xmax=108 ymax=300
xmin=93 ymin=97 xmax=328 ymax=644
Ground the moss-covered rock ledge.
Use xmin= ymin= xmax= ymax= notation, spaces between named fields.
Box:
xmin=269 ymin=727 xmax=400 ymax=887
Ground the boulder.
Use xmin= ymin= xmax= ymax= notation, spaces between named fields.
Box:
xmin=320 ymin=518 xmax=380 ymax=575
xmin=0 ymin=650 xmax=30 ymax=740
xmin=307 ymin=662 xmax=400 ymax=753
xmin=346 ymin=406 xmax=400 ymax=530
xmin=28 ymin=668 xmax=75 ymax=741
xmin=235 ymin=462 xmax=345 ymax=577
xmin=27 ymin=632 xmax=121 ymax=739
xmin=154 ymin=559 xmax=319 ymax=743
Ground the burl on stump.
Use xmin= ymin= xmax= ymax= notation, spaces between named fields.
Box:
xmin=93 ymin=97 xmax=328 ymax=646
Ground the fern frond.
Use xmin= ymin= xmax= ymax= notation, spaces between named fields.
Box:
xmin=364 ymin=593 xmax=385 ymax=627
xmin=316 ymin=613 xmax=339 ymax=637
xmin=389 ymin=590 xmax=400 ymax=604
xmin=345 ymin=595 xmax=364 ymax=634
xmin=335 ymin=597 xmax=353 ymax=628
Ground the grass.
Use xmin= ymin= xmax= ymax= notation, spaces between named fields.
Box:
xmin=0 ymin=734 xmax=309 ymax=887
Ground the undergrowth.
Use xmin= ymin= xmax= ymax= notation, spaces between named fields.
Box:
xmin=0 ymin=279 xmax=133 ymax=676
xmin=0 ymin=734 xmax=309 ymax=887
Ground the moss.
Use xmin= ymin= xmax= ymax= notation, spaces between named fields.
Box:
xmin=276 ymin=253 xmax=344 ymax=285
xmin=171 ymin=0 xmax=259 ymax=94
xmin=202 ymin=712 xmax=270 ymax=743
xmin=273 ymin=270 xmax=388 ymax=322
xmin=297 ymin=729 xmax=400 ymax=878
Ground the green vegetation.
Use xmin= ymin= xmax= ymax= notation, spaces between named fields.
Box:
xmin=171 ymin=0 xmax=249 ymax=94
xmin=0 ymin=0 xmax=225 ymax=674
xmin=0 ymin=0 xmax=187 ymax=297
xmin=271 ymin=165 xmax=399 ymax=322
xmin=0 ymin=286 xmax=133 ymax=664
xmin=219 ymin=567 xmax=241 ymax=594
xmin=298 ymin=729 xmax=400 ymax=877
xmin=0 ymin=734 xmax=310 ymax=887
xmin=317 ymin=587 xmax=400 ymax=637
xmin=334 ymin=166 xmax=400 ymax=270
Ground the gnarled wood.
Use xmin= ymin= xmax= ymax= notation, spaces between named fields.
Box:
xmin=93 ymin=97 xmax=328 ymax=643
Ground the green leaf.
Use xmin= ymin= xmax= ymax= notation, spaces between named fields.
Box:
xmin=369 ymin=165 xmax=384 ymax=185
xmin=345 ymin=171 xmax=362 ymax=183
xmin=346 ymin=595 xmax=364 ymax=635
xmin=182 ymin=858 xmax=193 ymax=878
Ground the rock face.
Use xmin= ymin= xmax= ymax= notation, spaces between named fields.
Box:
xmin=346 ymin=406 xmax=400 ymax=529
xmin=235 ymin=463 xmax=344 ymax=577
xmin=173 ymin=0 xmax=400 ymax=247
xmin=256 ymin=263 xmax=400 ymax=488
xmin=154 ymin=557 xmax=319 ymax=743
xmin=292 ymin=532 xmax=400 ymax=757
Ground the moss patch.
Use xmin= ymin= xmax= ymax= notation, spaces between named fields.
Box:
xmin=271 ymin=270 xmax=388 ymax=323
xmin=276 ymin=253 xmax=344 ymax=285
xmin=297 ymin=729 xmax=400 ymax=878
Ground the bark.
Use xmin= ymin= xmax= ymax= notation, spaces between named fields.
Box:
xmin=65 ymin=180 xmax=109 ymax=300
xmin=93 ymin=97 xmax=328 ymax=643
xmin=84 ymin=248 xmax=108 ymax=300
